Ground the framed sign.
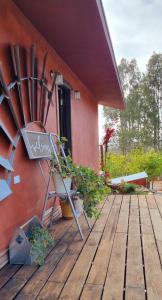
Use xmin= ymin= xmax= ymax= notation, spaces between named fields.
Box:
xmin=21 ymin=129 xmax=52 ymax=159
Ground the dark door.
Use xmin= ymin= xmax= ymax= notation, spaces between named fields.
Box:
xmin=58 ymin=86 xmax=72 ymax=156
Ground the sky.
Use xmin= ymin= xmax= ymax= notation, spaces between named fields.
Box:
xmin=99 ymin=0 xmax=162 ymax=142
xmin=102 ymin=0 xmax=162 ymax=71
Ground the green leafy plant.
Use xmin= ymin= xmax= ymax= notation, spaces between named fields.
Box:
xmin=28 ymin=226 xmax=54 ymax=266
xmin=51 ymin=153 xmax=75 ymax=178
xmin=106 ymin=148 xmax=162 ymax=184
xmin=124 ymin=183 xmax=137 ymax=194
xmin=73 ymin=166 xmax=110 ymax=218
xmin=51 ymin=137 xmax=110 ymax=217
xmin=110 ymin=182 xmax=146 ymax=195
xmin=50 ymin=137 xmax=75 ymax=179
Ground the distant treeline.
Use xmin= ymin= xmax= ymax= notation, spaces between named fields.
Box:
xmin=104 ymin=53 xmax=162 ymax=153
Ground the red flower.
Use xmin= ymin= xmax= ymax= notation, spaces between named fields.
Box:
xmin=105 ymin=171 xmax=110 ymax=177
xmin=103 ymin=127 xmax=115 ymax=145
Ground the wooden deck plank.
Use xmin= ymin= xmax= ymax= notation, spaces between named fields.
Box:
xmin=138 ymin=195 xmax=147 ymax=208
xmin=0 ymin=200 xmax=104 ymax=300
xmin=0 ymin=217 xmax=75 ymax=291
xmin=130 ymin=194 xmax=139 ymax=207
xmin=48 ymin=220 xmax=97 ymax=284
xmin=129 ymin=208 xmax=140 ymax=235
xmin=139 ymin=207 xmax=154 ymax=235
xmin=0 ymin=264 xmax=21 ymax=289
xmin=129 ymin=196 xmax=140 ymax=234
xmin=50 ymin=217 xmax=74 ymax=240
xmin=146 ymin=194 xmax=157 ymax=209
xmin=102 ymin=233 xmax=127 ymax=300
xmin=142 ymin=233 xmax=162 ymax=299
xmin=37 ymin=282 xmax=63 ymax=300
xmin=2 ymin=195 xmax=162 ymax=300
xmin=154 ymin=194 xmax=162 ymax=218
xmin=80 ymin=284 xmax=103 ymax=300
xmin=149 ymin=207 xmax=162 ymax=264
xmin=125 ymin=287 xmax=146 ymax=300
xmin=126 ymin=196 xmax=145 ymax=299
xmin=1 ymin=244 xmax=67 ymax=300
xmin=114 ymin=194 xmax=123 ymax=206
xmin=0 ymin=277 xmax=30 ymax=300
xmin=92 ymin=196 xmax=114 ymax=232
xmin=3 ymin=223 xmax=81 ymax=300
xmin=126 ymin=234 xmax=145 ymax=291
xmin=87 ymin=196 xmax=123 ymax=285
xmin=58 ymin=231 xmax=102 ymax=300
xmin=36 ymin=202 xmax=108 ymax=297
xmin=139 ymin=194 xmax=153 ymax=235
xmin=48 ymin=199 xmax=113 ymax=285
xmin=116 ymin=195 xmax=129 ymax=233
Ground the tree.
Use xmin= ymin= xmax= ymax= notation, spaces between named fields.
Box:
xmin=146 ymin=53 xmax=162 ymax=149
xmin=103 ymin=53 xmax=162 ymax=153
xmin=104 ymin=58 xmax=142 ymax=153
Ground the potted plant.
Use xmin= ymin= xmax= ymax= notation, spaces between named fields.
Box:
xmin=50 ymin=138 xmax=76 ymax=218
xmin=50 ymin=136 xmax=75 ymax=194
xmin=28 ymin=225 xmax=54 ymax=266
xmin=51 ymin=154 xmax=75 ymax=218
xmin=51 ymin=154 xmax=73 ymax=193
xmin=73 ymin=165 xmax=109 ymax=218
xmin=9 ymin=216 xmax=54 ymax=266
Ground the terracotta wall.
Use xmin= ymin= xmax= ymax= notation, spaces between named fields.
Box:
xmin=0 ymin=0 xmax=99 ymax=256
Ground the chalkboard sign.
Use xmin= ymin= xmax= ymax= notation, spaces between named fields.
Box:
xmin=21 ymin=129 xmax=52 ymax=159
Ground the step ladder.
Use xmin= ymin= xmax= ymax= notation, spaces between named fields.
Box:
xmin=41 ymin=133 xmax=91 ymax=240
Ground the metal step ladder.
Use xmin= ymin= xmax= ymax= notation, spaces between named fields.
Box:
xmin=41 ymin=133 xmax=91 ymax=240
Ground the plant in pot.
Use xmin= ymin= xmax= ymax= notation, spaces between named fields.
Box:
xmin=73 ymin=165 xmax=110 ymax=218
xmin=27 ymin=225 xmax=54 ymax=266
xmin=51 ymin=154 xmax=74 ymax=194
xmin=50 ymin=136 xmax=75 ymax=194
xmin=50 ymin=138 xmax=76 ymax=219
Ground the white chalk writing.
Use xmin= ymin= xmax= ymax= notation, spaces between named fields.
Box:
xmin=29 ymin=134 xmax=51 ymax=158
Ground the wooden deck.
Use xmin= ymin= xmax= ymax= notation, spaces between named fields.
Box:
xmin=1 ymin=194 xmax=162 ymax=299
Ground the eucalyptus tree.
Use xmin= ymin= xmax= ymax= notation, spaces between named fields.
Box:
xmin=145 ymin=53 xmax=162 ymax=149
xmin=104 ymin=54 xmax=162 ymax=152
xmin=104 ymin=58 xmax=141 ymax=153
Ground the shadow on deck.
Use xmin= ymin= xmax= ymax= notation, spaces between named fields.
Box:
xmin=1 ymin=194 xmax=162 ymax=299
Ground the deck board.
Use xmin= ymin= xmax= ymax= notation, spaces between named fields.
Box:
xmin=80 ymin=284 xmax=103 ymax=300
xmin=102 ymin=232 xmax=127 ymax=300
xmin=142 ymin=234 xmax=162 ymax=299
xmin=1 ymin=194 xmax=162 ymax=299
xmin=87 ymin=196 xmax=122 ymax=285
xmin=126 ymin=196 xmax=145 ymax=299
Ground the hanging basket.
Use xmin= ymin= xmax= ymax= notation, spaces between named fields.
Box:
xmin=52 ymin=172 xmax=72 ymax=194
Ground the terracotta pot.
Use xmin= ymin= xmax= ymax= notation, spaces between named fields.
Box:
xmin=60 ymin=200 xmax=73 ymax=219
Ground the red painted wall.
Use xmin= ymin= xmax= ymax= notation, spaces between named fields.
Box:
xmin=0 ymin=0 xmax=99 ymax=256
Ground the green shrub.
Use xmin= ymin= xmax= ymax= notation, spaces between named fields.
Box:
xmin=73 ymin=166 xmax=110 ymax=218
xmin=124 ymin=183 xmax=137 ymax=194
xmin=106 ymin=148 xmax=162 ymax=182
xmin=29 ymin=226 xmax=55 ymax=266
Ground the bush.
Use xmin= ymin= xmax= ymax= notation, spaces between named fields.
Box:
xmin=73 ymin=166 xmax=110 ymax=218
xmin=106 ymin=148 xmax=162 ymax=182
xmin=124 ymin=183 xmax=137 ymax=194
xmin=28 ymin=226 xmax=54 ymax=266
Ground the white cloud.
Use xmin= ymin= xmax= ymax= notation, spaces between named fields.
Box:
xmin=103 ymin=0 xmax=162 ymax=71
xmin=99 ymin=0 xmax=162 ymax=141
